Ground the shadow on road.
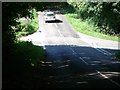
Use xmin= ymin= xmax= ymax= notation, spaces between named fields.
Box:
xmin=43 ymin=45 xmax=120 ymax=88
xmin=46 ymin=19 xmax=63 ymax=23
xmin=3 ymin=44 xmax=120 ymax=88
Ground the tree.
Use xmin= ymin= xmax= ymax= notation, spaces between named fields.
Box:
xmin=68 ymin=2 xmax=120 ymax=36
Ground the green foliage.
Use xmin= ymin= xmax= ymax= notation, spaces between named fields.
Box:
xmin=3 ymin=41 xmax=45 ymax=88
xmin=27 ymin=19 xmax=38 ymax=32
xmin=65 ymin=13 xmax=119 ymax=41
xmin=30 ymin=8 xmax=38 ymax=19
xmin=15 ymin=8 xmax=39 ymax=38
xmin=15 ymin=41 xmax=45 ymax=66
xmin=3 ymin=2 xmax=40 ymax=49
xmin=4 ymin=41 xmax=45 ymax=72
xmin=68 ymin=2 xmax=120 ymax=37
xmin=2 ymin=3 xmax=34 ymax=60
xmin=115 ymin=52 xmax=120 ymax=61
xmin=2 ymin=3 xmax=45 ymax=88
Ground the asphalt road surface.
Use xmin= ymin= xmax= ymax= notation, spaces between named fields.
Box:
xmin=21 ymin=11 xmax=120 ymax=88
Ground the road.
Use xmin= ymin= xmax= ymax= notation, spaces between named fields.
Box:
xmin=20 ymin=11 xmax=120 ymax=88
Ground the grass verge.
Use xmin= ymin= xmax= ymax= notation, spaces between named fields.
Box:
xmin=3 ymin=41 xmax=46 ymax=88
xmin=15 ymin=41 xmax=45 ymax=66
xmin=65 ymin=13 xmax=119 ymax=42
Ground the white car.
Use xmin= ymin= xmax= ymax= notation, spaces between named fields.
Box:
xmin=44 ymin=11 xmax=56 ymax=23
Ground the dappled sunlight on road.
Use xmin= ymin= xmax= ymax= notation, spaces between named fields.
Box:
xmin=39 ymin=45 xmax=120 ymax=88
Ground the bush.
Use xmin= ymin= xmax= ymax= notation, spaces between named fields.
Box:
xmin=115 ymin=52 xmax=120 ymax=61
xmin=15 ymin=8 xmax=39 ymax=38
xmin=15 ymin=41 xmax=45 ymax=66
xmin=26 ymin=19 xmax=38 ymax=33
xmin=67 ymin=2 xmax=120 ymax=36
xmin=3 ymin=41 xmax=45 ymax=88
xmin=4 ymin=41 xmax=45 ymax=74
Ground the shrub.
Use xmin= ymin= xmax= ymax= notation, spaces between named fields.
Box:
xmin=15 ymin=8 xmax=39 ymax=38
xmin=115 ymin=52 xmax=120 ymax=61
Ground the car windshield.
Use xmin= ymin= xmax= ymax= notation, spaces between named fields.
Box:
xmin=47 ymin=14 xmax=54 ymax=16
